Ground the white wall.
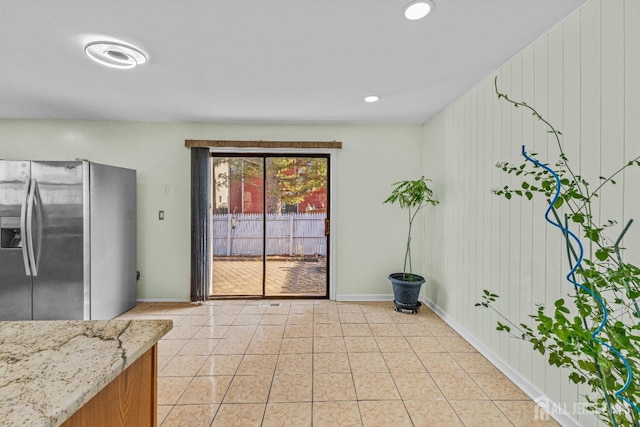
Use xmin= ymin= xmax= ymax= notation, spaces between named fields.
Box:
xmin=0 ymin=121 xmax=423 ymax=301
xmin=422 ymin=0 xmax=640 ymax=425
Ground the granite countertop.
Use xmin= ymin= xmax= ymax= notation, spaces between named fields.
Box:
xmin=0 ymin=319 xmax=172 ymax=427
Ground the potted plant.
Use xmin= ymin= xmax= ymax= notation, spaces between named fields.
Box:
xmin=384 ymin=176 xmax=439 ymax=312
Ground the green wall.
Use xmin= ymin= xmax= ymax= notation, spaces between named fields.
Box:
xmin=0 ymin=120 xmax=423 ymax=300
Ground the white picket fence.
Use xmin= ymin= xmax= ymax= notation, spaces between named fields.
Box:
xmin=212 ymin=213 xmax=326 ymax=256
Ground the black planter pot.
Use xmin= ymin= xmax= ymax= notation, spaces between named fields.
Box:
xmin=388 ymin=273 xmax=425 ymax=312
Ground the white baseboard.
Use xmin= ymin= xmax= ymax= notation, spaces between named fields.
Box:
xmin=335 ymin=294 xmax=394 ymax=302
xmin=421 ymin=297 xmax=581 ymax=427
xmin=136 ymin=299 xmax=190 ymax=303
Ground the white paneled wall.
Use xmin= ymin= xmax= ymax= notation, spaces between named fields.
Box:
xmin=422 ymin=1 xmax=640 ymax=425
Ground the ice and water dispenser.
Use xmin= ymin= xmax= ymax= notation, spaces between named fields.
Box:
xmin=0 ymin=217 xmax=22 ymax=248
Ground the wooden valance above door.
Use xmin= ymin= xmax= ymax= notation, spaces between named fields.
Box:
xmin=185 ymin=140 xmax=342 ymax=150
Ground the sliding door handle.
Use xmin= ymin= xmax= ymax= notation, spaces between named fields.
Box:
xmin=324 ymin=218 xmax=330 ymax=236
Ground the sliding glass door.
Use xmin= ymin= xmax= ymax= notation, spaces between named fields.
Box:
xmin=210 ymin=154 xmax=329 ymax=298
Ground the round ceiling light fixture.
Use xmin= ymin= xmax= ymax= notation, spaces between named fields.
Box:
xmin=84 ymin=41 xmax=148 ymax=69
xmin=364 ymin=95 xmax=381 ymax=103
xmin=404 ymin=0 xmax=435 ymax=20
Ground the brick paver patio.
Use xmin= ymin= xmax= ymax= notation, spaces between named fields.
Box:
xmin=211 ymin=256 xmax=327 ymax=297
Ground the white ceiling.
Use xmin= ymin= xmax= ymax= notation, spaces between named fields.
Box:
xmin=0 ymin=0 xmax=589 ymax=125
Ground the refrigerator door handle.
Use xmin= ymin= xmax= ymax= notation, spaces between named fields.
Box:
xmin=26 ymin=178 xmax=39 ymax=277
xmin=20 ymin=179 xmax=32 ymax=276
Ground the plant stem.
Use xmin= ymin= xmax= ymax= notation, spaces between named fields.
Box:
xmin=580 ymin=155 xmax=640 ymax=212
xmin=556 ymin=210 xmax=618 ymax=427
xmin=614 ymin=219 xmax=640 ymax=319
xmin=488 ymin=305 xmax=527 ymax=337
xmin=494 ymin=77 xmax=586 ymax=203
xmin=403 ymin=207 xmax=412 ymax=278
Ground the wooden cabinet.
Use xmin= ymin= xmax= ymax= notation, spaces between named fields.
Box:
xmin=62 ymin=345 xmax=157 ymax=427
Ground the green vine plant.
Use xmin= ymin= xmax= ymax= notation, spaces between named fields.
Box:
xmin=476 ymin=77 xmax=640 ymax=426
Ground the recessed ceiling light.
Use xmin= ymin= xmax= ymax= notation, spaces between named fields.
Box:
xmin=85 ymin=41 xmax=148 ymax=69
xmin=364 ymin=95 xmax=380 ymax=103
xmin=404 ymin=0 xmax=435 ymax=20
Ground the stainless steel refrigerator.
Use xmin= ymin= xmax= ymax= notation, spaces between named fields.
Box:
xmin=0 ymin=160 xmax=136 ymax=320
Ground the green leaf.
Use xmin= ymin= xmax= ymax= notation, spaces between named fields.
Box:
xmin=571 ymin=213 xmax=584 ymax=224
xmin=505 ymin=193 xmax=512 ymax=200
xmin=569 ymin=372 xmax=586 ymax=384
xmin=522 ymin=182 xmax=530 ymax=189
xmin=595 ymin=249 xmax=608 ymax=261
xmin=628 ymin=289 xmax=640 ymax=299
xmin=554 ymin=197 xmax=564 ymax=209
xmin=496 ymin=322 xmax=511 ymax=333
xmin=549 ymin=352 xmax=562 ymax=366
xmin=525 ymin=191 xmax=533 ymax=200
xmin=585 ymin=228 xmax=600 ymax=243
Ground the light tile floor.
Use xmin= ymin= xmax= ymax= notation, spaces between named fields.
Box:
xmin=118 ymin=300 xmax=560 ymax=426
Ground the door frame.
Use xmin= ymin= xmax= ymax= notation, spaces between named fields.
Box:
xmin=208 ymin=147 xmax=337 ymax=300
